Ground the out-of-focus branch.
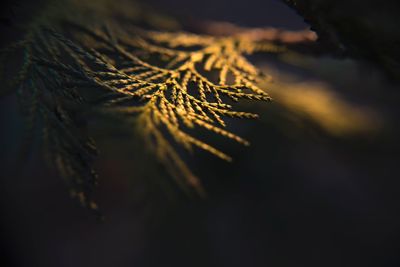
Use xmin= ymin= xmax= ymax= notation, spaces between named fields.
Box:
xmin=281 ymin=0 xmax=400 ymax=81
xmin=189 ymin=20 xmax=317 ymax=44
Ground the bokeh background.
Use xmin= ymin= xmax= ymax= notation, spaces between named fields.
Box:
xmin=1 ymin=0 xmax=400 ymax=266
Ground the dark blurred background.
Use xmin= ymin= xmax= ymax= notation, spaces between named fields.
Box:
xmin=1 ymin=0 xmax=400 ymax=267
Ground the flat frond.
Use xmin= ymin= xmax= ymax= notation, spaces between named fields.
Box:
xmin=1 ymin=0 xmax=286 ymax=208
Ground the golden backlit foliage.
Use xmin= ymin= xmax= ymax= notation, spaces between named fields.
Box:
xmin=64 ymin=24 xmax=284 ymax=195
xmin=261 ymin=67 xmax=382 ymax=136
xmin=1 ymin=0 xmax=291 ymax=208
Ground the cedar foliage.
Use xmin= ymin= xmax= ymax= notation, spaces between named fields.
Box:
xmin=0 ymin=0 xmax=287 ymax=211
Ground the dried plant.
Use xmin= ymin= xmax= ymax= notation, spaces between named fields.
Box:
xmin=0 ymin=1 xmax=288 ymax=211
